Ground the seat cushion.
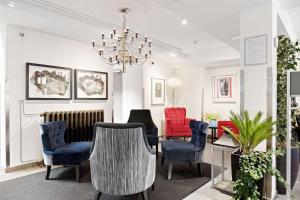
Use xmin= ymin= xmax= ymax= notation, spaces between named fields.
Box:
xmin=161 ymin=140 xmax=196 ymax=162
xmin=50 ymin=142 xmax=92 ymax=165
xmin=147 ymin=135 xmax=159 ymax=146
xmin=171 ymin=126 xmax=190 ymax=133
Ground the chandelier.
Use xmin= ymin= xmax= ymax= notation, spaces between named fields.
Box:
xmin=92 ymin=8 xmax=152 ymax=73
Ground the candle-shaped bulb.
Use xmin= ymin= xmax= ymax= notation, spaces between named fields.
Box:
xmin=149 ymin=49 xmax=152 ymax=55
xmin=113 ymin=28 xmax=116 ymax=35
xmin=145 ymin=36 xmax=148 ymax=42
xmin=92 ymin=40 xmax=95 ymax=47
xmin=126 ymin=27 xmax=129 ymax=32
xmin=139 ymin=48 xmax=142 ymax=53
xmin=110 ymin=33 xmax=113 ymax=39
xmin=135 ymin=32 xmax=138 ymax=38
xmin=145 ymin=54 xmax=148 ymax=59
xmin=102 ymin=32 xmax=105 ymax=40
xmin=103 ymin=40 xmax=106 ymax=46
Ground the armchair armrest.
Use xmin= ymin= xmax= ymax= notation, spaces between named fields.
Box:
xmin=185 ymin=118 xmax=194 ymax=125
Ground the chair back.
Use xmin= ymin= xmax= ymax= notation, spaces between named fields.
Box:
xmin=217 ymin=121 xmax=238 ymax=138
xmin=164 ymin=107 xmax=186 ymax=125
xmin=190 ymin=120 xmax=208 ymax=151
xmin=40 ymin=121 xmax=66 ymax=152
xmin=90 ymin=123 xmax=156 ymax=195
xmin=127 ymin=109 xmax=154 ymax=130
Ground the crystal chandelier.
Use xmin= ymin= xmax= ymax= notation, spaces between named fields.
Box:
xmin=92 ymin=8 xmax=152 ymax=73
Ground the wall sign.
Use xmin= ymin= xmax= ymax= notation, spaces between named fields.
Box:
xmin=244 ymin=35 xmax=268 ymax=66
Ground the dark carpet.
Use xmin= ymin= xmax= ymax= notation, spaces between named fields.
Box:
xmin=0 ymin=154 xmax=221 ymax=200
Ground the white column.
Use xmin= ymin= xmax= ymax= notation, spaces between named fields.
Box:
xmin=240 ymin=1 xmax=277 ymax=198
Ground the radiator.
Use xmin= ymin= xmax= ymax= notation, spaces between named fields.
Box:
xmin=40 ymin=109 xmax=104 ymax=143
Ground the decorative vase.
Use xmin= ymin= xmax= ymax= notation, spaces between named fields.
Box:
xmin=209 ymin=120 xmax=217 ymax=127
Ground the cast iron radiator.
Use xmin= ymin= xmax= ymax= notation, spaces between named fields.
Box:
xmin=40 ymin=109 xmax=104 ymax=143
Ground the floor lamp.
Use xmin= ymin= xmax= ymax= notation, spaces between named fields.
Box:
xmin=167 ymin=77 xmax=182 ymax=106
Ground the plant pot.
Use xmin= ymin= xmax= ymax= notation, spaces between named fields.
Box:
xmin=276 ymin=146 xmax=300 ymax=194
xmin=231 ymin=149 xmax=241 ymax=181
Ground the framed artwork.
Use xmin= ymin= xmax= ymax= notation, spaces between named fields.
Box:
xmin=244 ymin=34 xmax=268 ymax=66
xmin=74 ymin=69 xmax=108 ymax=100
xmin=151 ymin=78 xmax=165 ymax=105
xmin=26 ymin=63 xmax=72 ymax=100
xmin=212 ymin=74 xmax=236 ymax=103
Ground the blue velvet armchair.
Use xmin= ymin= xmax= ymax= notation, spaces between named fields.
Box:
xmin=40 ymin=121 xmax=92 ymax=182
xmin=161 ymin=120 xmax=208 ymax=179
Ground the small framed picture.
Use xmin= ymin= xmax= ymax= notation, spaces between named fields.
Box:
xmin=212 ymin=74 xmax=236 ymax=103
xmin=26 ymin=63 xmax=72 ymax=100
xmin=74 ymin=69 xmax=108 ymax=100
xmin=151 ymin=78 xmax=165 ymax=105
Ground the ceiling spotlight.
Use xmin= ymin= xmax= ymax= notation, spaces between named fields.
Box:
xmin=181 ymin=19 xmax=187 ymax=25
xmin=169 ymin=52 xmax=177 ymax=57
xmin=231 ymin=34 xmax=240 ymax=40
xmin=8 ymin=1 xmax=15 ymax=7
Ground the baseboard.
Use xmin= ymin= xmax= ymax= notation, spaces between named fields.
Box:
xmin=5 ymin=160 xmax=44 ymax=173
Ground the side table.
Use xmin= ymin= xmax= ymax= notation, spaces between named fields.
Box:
xmin=209 ymin=126 xmax=217 ymax=143
xmin=211 ymin=135 xmax=239 ymax=194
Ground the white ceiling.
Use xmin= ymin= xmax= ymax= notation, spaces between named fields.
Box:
xmin=1 ymin=0 xmax=295 ymax=68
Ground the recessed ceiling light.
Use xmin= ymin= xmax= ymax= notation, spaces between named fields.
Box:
xmin=169 ymin=52 xmax=177 ymax=57
xmin=8 ymin=1 xmax=15 ymax=7
xmin=181 ymin=19 xmax=187 ymax=25
xmin=231 ymin=35 xmax=240 ymax=40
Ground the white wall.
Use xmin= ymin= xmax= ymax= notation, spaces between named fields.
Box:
xmin=143 ymin=63 xmax=172 ymax=136
xmin=175 ymin=67 xmax=206 ymax=120
xmin=5 ymin=26 xmax=113 ymax=167
xmin=175 ymin=65 xmax=240 ymax=121
xmin=204 ymin=66 xmax=240 ymax=119
xmin=122 ymin=66 xmax=144 ymax=122
xmin=0 ymin=24 xmax=7 ymax=167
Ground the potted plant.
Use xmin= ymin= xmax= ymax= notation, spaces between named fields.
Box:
xmin=223 ymin=111 xmax=274 ymax=181
xmin=224 ymin=111 xmax=289 ymax=199
xmin=203 ymin=112 xmax=221 ymax=127
xmin=276 ymin=35 xmax=300 ymax=194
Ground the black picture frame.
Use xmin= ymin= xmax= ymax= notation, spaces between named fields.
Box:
xmin=74 ymin=69 xmax=108 ymax=100
xmin=26 ymin=63 xmax=72 ymax=100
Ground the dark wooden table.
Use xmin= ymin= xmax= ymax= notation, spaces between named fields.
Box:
xmin=209 ymin=126 xmax=218 ymax=143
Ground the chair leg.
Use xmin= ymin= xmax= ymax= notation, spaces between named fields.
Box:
xmin=168 ymin=163 xmax=173 ymax=180
xmin=75 ymin=165 xmax=81 ymax=183
xmin=95 ymin=191 xmax=102 ymax=200
xmin=141 ymin=190 xmax=149 ymax=200
xmin=156 ymin=144 xmax=158 ymax=158
xmin=161 ymin=156 xmax=164 ymax=165
xmin=197 ymin=163 xmax=202 ymax=176
xmin=45 ymin=165 xmax=51 ymax=180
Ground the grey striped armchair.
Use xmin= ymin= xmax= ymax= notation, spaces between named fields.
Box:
xmin=90 ymin=123 xmax=156 ymax=200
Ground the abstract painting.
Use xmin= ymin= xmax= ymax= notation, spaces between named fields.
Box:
xmin=74 ymin=69 xmax=108 ymax=100
xmin=26 ymin=63 xmax=72 ymax=100
xmin=151 ymin=78 xmax=165 ymax=105
xmin=213 ymin=74 xmax=236 ymax=103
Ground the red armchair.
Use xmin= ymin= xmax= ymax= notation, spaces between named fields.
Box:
xmin=164 ymin=107 xmax=193 ymax=138
xmin=217 ymin=121 xmax=239 ymax=138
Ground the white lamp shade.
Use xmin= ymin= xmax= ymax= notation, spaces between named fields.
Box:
xmin=167 ymin=77 xmax=182 ymax=88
